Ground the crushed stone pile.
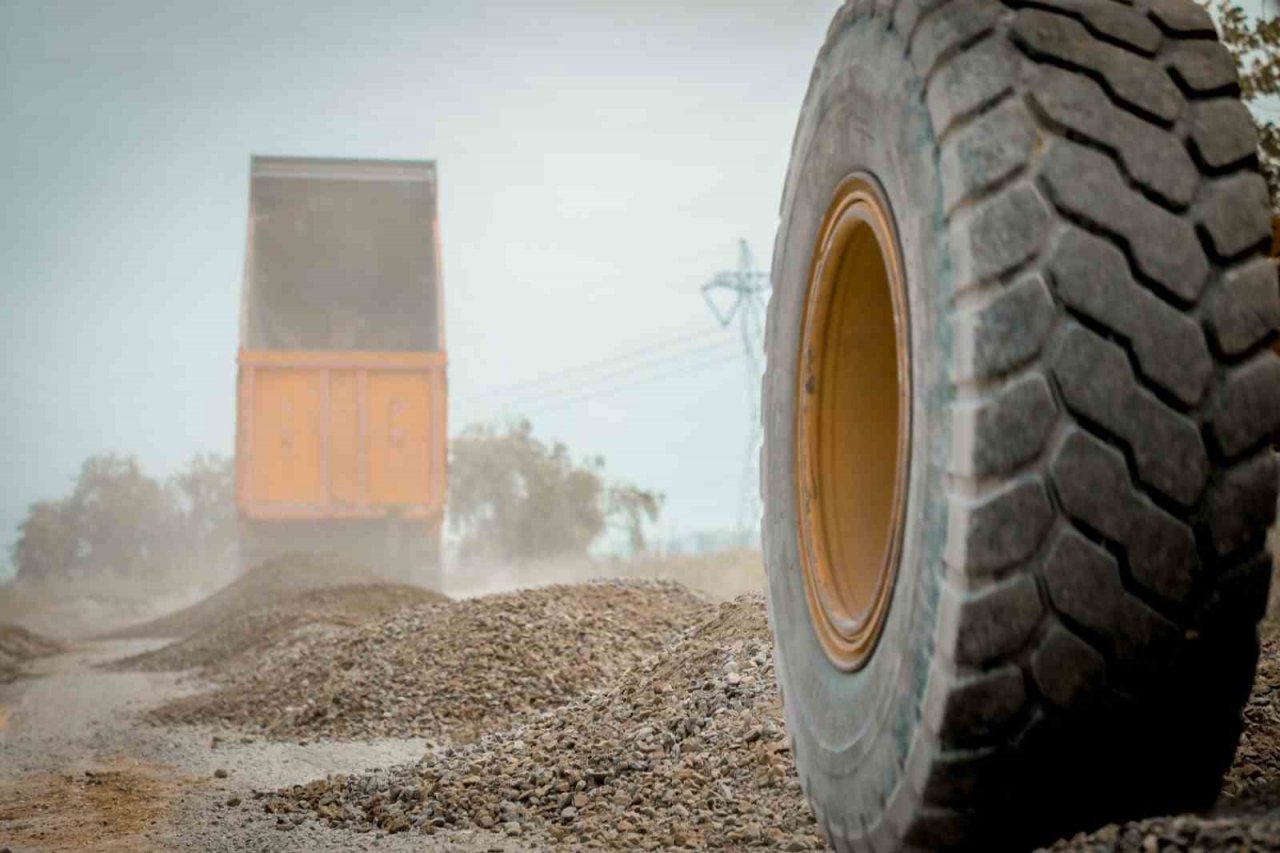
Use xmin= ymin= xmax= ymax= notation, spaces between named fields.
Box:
xmin=1043 ymin=810 xmax=1280 ymax=853
xmin=104 ymin=553 xmax=389 ymax=640
xmin=108 ymin=582 xmax=445 ymax=674
xmin=149 ymin=580 xmax=710 ymax=742
xmin=266 ymin=595 xmax=825 ymax=850
xmin=1224 ymin=639 xmax=1280 ymax=800
xmin=0 ymin=623 xmax=66 ymax=682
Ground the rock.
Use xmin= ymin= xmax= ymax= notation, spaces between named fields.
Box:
xmin=146 ymin=581 xmax=706 ymax=743
xmin=272 ymin=595 xmax=821 ymax=850
xmin=255 ymin=592 xmax=1280 ymax=851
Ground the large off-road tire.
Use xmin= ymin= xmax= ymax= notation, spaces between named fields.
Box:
xmin=762 ymin=0 xmax=1280 ymax=849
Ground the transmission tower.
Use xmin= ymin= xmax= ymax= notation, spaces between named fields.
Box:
xmin=702 ymin=239 xmax=771 ymax=541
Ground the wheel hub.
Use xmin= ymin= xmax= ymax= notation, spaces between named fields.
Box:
xmin=794 ymin=174 xmax=911 ymax=672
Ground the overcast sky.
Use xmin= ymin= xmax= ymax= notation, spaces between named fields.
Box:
xmin=0 ymin=0 xmax=841 ymax=571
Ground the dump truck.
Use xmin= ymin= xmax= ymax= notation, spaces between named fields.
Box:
xmin=235 ymin=156 xmax=446 ymax=588
xmin=763 ymin=1 xmax=1280 ymax=850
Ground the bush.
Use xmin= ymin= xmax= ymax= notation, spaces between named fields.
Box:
xmin=1203 ymin=0 xmax=1280 ymax=207
xmin=449 ymin=421 xmax=662 ymax=565
xmin=11 ymin=453 xmax=235 ymax=586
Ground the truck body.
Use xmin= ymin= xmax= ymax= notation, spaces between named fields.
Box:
xmin=235 ymin=156 xmax=446 ymax=584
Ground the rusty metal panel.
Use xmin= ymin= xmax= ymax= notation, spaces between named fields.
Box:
xmin=328 ymin=370 xmax=361 ymax=506
xmin=367 ymin=372 xmax=434 ymax=506
xmin=249 ymin=368 xmax=324 ymax=506
xmin=236 ymin=350 xmax=446 ymax=520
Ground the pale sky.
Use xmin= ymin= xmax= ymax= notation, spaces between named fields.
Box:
xmin=0 ymin=0 xmax=841 ymax=571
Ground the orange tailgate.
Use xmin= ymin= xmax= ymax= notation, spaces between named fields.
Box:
xmin=236 ymin=350 xmax=447 ymax=520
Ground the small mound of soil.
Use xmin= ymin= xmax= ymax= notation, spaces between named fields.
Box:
xmin=268 ymin=595 xmax=825 ymax=850
xmin=0 ymin=623 xmax=66 ymax=682
xmin=109 ymin=582 xmax=445 ymax=674
xmin=105 ymin=553 xmax=403 ymax=640
xmin=149 ymin=580 xmax=709 ymax=743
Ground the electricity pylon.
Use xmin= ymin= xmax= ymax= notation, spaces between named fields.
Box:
xmin=702 ymin=239 xmax=771 ymax=541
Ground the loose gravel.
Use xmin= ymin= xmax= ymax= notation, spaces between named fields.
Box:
xmin=267 ymin=595 xmax=825 ymax=850
xmin=0 ymin=622 xmax=65 ymax=682
xmin=13 ymin=571 xmax=1280 ymax=850
xmin=105 ymin=553 xmax=393 ymax=640
xmin=149 ymin=580 xmax=709 ymax=743
xmin=109 ymin=582 xmax=444 ymax=674
xmin=264 ymin=599 xmax=1280 ymax=852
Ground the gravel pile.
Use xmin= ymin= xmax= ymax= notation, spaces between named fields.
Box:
xmin=262 ymin=599 xmax=1280 ymax=852
xmin=1224 ymin=639 xmax=1280 ymax=800
xmin=108 ymin=582 xmax=444 ymax=674
xmin=149 ymin=580 xmax=709 ymax=742
xmin=266 ymin=595 xmax=825 ymax=850
xmin=1044 ymin=811 xmax=1280 ymax=852
xmin=105 ymin=553 xmax=390 ymax=640
xmin=0 ymin=623 xmax=65 ymax=682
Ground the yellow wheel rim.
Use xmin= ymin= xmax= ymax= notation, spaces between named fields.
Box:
xmin=794 ymin=174 xmax=911 ymax=672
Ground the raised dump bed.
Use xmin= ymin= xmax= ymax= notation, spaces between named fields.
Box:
xmin=236 ymin=156 xmax=446 ymax=586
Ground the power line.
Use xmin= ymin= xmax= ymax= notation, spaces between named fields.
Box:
xmin=462 ymin=324 xmax=726 ymax=403
xmin=475 ymin=342 xmax=741 ymax=415
xmin=451 ymin=244 xmax=772 ymax=528
xmin=516 ymin=348 xmax=743 ymax=414
xmin=480 ymin=337 xmax=741 ymax=411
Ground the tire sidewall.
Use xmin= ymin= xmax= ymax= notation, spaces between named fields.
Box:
xmin=764 ymin=7 xmax=954 ymax=830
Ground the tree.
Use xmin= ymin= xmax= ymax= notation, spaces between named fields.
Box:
xmin=448 ymin=420 xmax=663 ymax=564
xmin=11 ymin=452 xmax=237 ymax=585
xmin=57 ymin=454 xmax=175 ymax=580
xmin=605 ymin=483 xmax=664 ymax=557
xmin=168 ymin=453 xmax=237 ymax=578
xmin=12 ymin=501 xmax=77 ymax=584
xmin=1205 ymin=0 xmax=1280 ymax=205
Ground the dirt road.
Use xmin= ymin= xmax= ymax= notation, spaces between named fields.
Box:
xmin=0 ymin=640 xmax=521 ymax=852
xmin=5 ymin=565 xmax=1280 ymax=852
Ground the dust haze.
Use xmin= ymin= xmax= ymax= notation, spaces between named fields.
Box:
xmin=5 ymin=1 xmax=1280 ymax=852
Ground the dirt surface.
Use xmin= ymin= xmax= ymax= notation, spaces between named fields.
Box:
xmin=6 ymin=569 xmax=1280 ymax=851
xmin=0 ymin=640 xmax=454 ymax=852
xmin=270 ymin=595 xmax=824 ymax=849
xmin=145 ymin=581 xmax=710 ymax=742
xmin=0 ymin=624 xmax=64 ymax=683
xmin=0 ymin=760 xmax=177 ymax=852
xmin=264 ymin=598 xmax=1280 ymax=852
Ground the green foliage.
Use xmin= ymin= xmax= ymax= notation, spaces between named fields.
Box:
xmin=605 ymin=483 xmax=665 ymax=557
xmin=11 ymin=501 xmax=78 ymax=583
xmin=448 ymin=421 xmax=663 ymax=564
xmin=12 ymin=453 xmax=236 ymax=585
xmin=169 ymin=452 xmax=238 ymax=574
xmin=1206 ymin=0 xmax=1280 ymax=205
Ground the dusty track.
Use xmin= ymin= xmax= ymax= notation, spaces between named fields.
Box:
xmin=0 ymin=641 xmax=476 ymax=852
xmin=4 ymin=575 xmax=1280 ymax=851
